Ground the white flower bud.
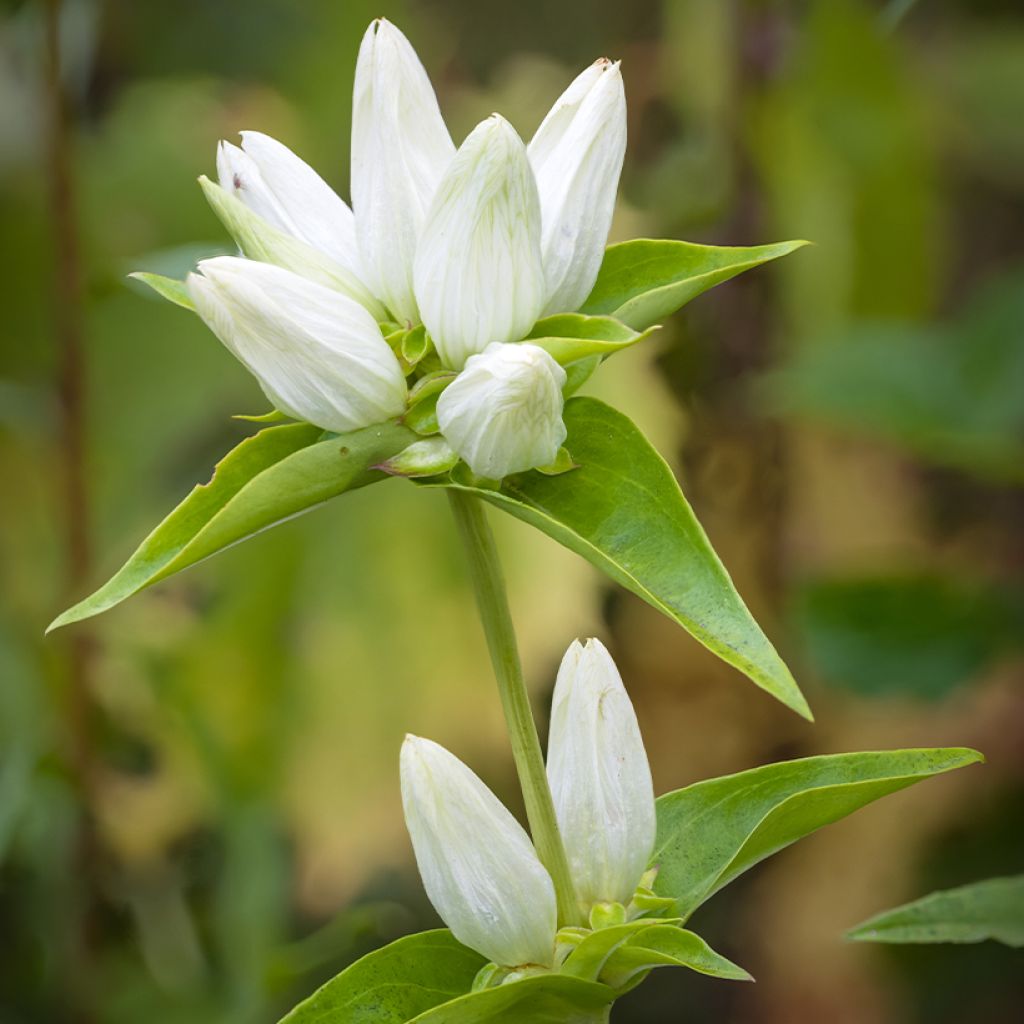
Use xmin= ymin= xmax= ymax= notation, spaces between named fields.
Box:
xmin=414 ymin=115 xmax=546 ymax=370
xmin=187 ymin=256 xmax=407 ymax=433
xmin=547 ymin=638 xmax=655 ymax=911
xmin=400 ymin=735 xmax=557 ymax=968
xmin=216 ymin=132 xmax=363 ymax=282
xmin=436 ymin=343 xmax=566 ymax=479
xmin=352 ymin=18 xmax=455 ymax=322
xmin=529 ymin=60 xmax=626 ymax=315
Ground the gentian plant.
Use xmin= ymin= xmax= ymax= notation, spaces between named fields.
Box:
xmin=49 ymin=19 xmax=985 ymax=1023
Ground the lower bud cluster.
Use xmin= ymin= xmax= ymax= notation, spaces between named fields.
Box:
xmin=400 ymin=638 xmax=657 ymax=975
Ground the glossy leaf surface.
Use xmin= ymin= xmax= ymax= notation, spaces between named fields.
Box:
xmin=653 ymin=748 xmax=984 ymax=920
xmin=428 ymin=397 xmax=810 ymax=718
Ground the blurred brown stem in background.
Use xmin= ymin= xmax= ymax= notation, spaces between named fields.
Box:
xmin=43 ymin=0 xmax=98 ymax=1019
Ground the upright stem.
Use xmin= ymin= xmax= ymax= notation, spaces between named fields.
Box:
xmin=447 ymin=490 xmax=581 ymax=927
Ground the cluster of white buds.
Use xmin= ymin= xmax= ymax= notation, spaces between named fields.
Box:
xmin=186 ymin=18 xmax=626 ymax=479
xmin=400 ymin=639 xmax=655 ymax=971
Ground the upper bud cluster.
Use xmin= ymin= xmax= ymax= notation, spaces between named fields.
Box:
xmin=176 ymin=18 xmax=625 ymax=476
xmin=400 ymin=638 xmax=655 ymax=970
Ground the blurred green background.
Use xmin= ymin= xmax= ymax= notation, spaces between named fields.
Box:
xmin=2 ymin=0 xmax=1022 ymax=1021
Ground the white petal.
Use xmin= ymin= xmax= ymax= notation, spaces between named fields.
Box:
xmin=352 ymin=18 xmax=455 ymax=322
xmin=414 ymin=116 xmax=546 ymax=369
xmin=200 ymin=176 xmax=387 ymax=321
xmin=436 ymin=342 xmax=566 ymax=479
xmin=528 ymin=60 xmax=626 ymax=315
xmin=219 ymin=131 xmax=362 ymax=280
xmin=187 ymin=256 xmax=407 ymax=433
xmin=400 ymin=735 xmax=557 ymax=968
xmin=546 ymin=638 xmax=655 ymax=910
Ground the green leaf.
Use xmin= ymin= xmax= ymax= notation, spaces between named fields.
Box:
xmin=410 ymin=975 xmax=615 ymax=1024
xmin=279 ymin=929 xmax=485 ymax=1024
xmin=524 ymin=313 xmax=657 ymax=365
xmin=580 ymin=238 xmax=809 ymax=330
xmin=653 ymin=748 xmax=984 ymax=920
xmin=426 ymin=397 xmax=811 ymax=719
xmin=49 ymin=420 xmax=416 ymax=631
xmin=601 ymin=926 xmax=753 ymax=988
xmin=847 ymin=875 xmax=1024 ymax=948
xmin=128 ymin=271 xmax=195 ymax=311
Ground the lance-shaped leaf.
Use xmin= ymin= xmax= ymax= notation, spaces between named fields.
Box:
xmin=523 ymin=313 xmax=657 ymax=365
xmin=847 ymin=875 xmax=1024 ymax=948
xmin=426 ymin=397 xmax=811 ymax=719
xmin=279 ymin=929 xmax=485 ymax=1024
xmin=580 ymin=238 xmax=809 ymax=331
xmin=601 ymin=925 xmax=753 ymax=988
xmin=652 ymin=748 xmax=984 ymax=921
xmin=48 ymin=420 xmax=416 ymax=631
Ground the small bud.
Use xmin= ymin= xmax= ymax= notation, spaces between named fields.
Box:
xmin=352 ymin=18 xmax=455 ymax=322
xmin=414 ymin=115 xmax=546 ymax=370
xmin=187 ymin=256 xmax=407 ymax=433
xmin=547 ymin=638 xmax=656 ymax=911
xmin=400 ymin=735 xmax=557 ymax=968
xmin=529 ymin=60 xmax=626 ymax=315
xmin=216 ymin=132 xmax=364 ymax=282
xmin=435 ymin=342 xmax=567 ymax=479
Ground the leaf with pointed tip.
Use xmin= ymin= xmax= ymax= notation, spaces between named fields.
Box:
xmin=279 ymin=930 xmax=485 ymax=1024
xmin=847 ymin=875 xmax=1024 ymax=948
xmin=524 ymin=314 xmax=657 ymax=365
xmin=601 ymin=926 xmax=753 ymax=988
xmin=653 ymin=748 xmax=985 ymax=921
xmin=48 ymin=420 xmax=416 ymax=631
xmin=424 ymin=397 xmax=811 ymax=718
xmin=128 ymin=271 xmax=195 ymax=311
xmin=581 ymin=239 xmax=810 ymax=330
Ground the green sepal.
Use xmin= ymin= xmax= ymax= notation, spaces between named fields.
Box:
xmin=409 ymin=370 xmax=457 ymax=405
xmin=524 ymin=313 xmax=658 ymax=365
xmin=535 ymin=447 xmax=578 ymax=477
xmin=376 ymin=437 xmax=458 ymax=478
xmin=404 ymin=392 xmax=440 ymax=436
xmin=128 ymin=271 xmax=195 ymax=311
xmin=589 ymin=902 xmax=627 ymax=930
xmin=401 ymin=324 xmax=433 ymax=367
xmin=581 ymin=238 xmax=810 ymax=331
xmin=653 ymin=747 xmax=985 ymax=921
xmin=198 ymin=175 xmax=387 ymax=320
xmin=232 ymin=409 xmax=291 ymax=424
xmin=48 ymin=420 xmax=417 ymax=631
xmin=846 ymin=875 xmax=1024 ymax=948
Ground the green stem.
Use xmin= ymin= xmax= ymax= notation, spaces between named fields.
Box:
xmin=447 ymin=490 xmax=581 ymax=927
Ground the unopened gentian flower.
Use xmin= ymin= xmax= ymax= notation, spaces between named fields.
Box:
xmin=196 ymin=18 xmax=627 ymax=477
xmin=401 ymin=638 xmax=654 ymax=970
xmin=400 ymin=735 xmax=558 ymax=968
xmin=187 ymin=257 xmax=407 ymax=433
xmin=436 ymin=342 xmax=567 ymax=479
xmin=547 ymin=638 xmax=656 ymax=913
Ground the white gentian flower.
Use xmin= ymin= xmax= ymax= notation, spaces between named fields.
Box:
xmin=414 ymin=115 xmax=546 ymax=370
xmin=547 ymin=638 xmax=656 ymax=911
xmin=401 ymin=735 xmax=558 ymax=968
xmin=192 ymin=19 xmax=630 ymax=460
xmin=216 ymin=131 xmax=363 ymax=281
xmin=529 ymin=59 xmax=627 ymax=316
xmin=352 ymin=18 xmax=455 ymax=323
xmin=436 ymin=342 xmax=566 ymax=479
xmin=187 ymin=256 xmax=407 ymax=432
